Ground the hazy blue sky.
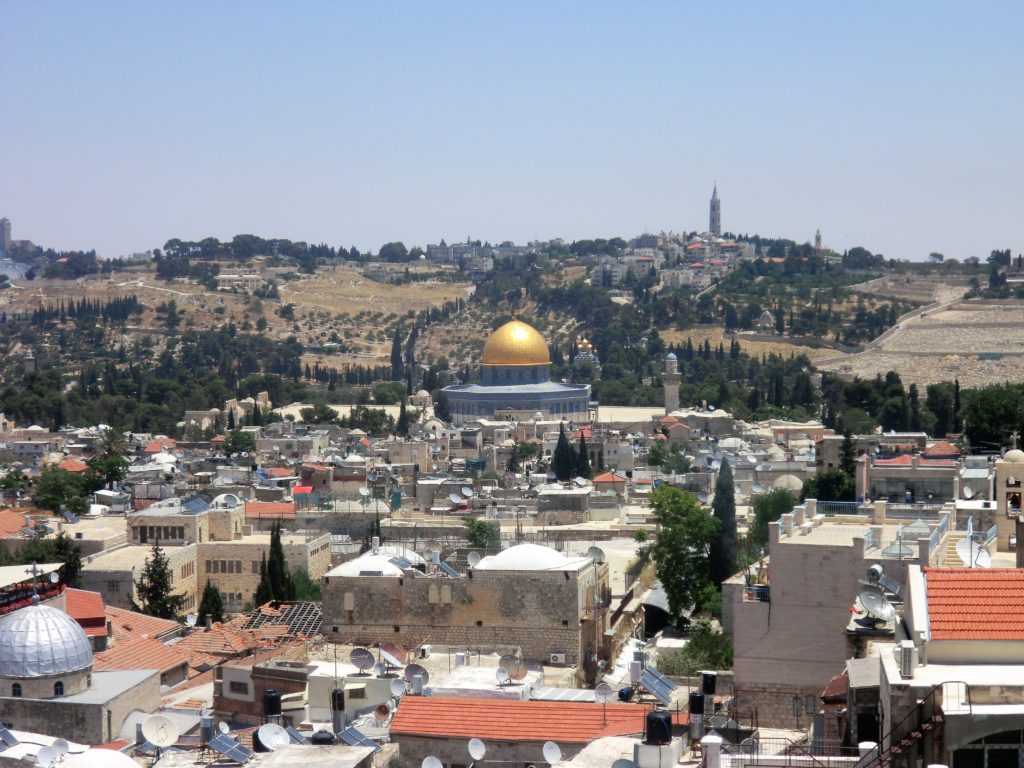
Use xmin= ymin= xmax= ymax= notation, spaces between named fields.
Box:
xmin=2 ymin=2 xmax=1021 ymax=260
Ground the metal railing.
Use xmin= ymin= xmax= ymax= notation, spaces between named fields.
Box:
xmin=817 ymin=501 xmax=861 ymax=516
xmin=868 ymin=680 xmax=971 ymax=768
xmin=722 ymin=736 xmax=862 ymax=768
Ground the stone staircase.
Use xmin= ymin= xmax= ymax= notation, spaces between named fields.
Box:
xmin=944 ymin=531 xmax=966 ymax=565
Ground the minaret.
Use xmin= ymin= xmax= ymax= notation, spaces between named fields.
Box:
xmin=664 ymin=352 xmax=680 ymax=414
xmin=815 ymin=228 xmax=823 ymax=252
xmin=709 ymin=184 xmax=721 ymax=237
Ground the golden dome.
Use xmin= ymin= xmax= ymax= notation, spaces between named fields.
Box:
xmin=481 ymin=320 xmax=551 ymax=366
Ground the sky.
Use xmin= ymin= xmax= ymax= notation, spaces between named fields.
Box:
xmin=1 ymin=2 xmax=1021 ymax=261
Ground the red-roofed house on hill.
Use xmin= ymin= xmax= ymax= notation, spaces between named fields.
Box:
xmin=390 ymin=696 xmax=686 ymax=766
xmin=872 ymin=565 xmax=1024 ymax=764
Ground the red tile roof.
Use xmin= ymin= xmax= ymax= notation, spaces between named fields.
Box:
xmin=390 ymin=696 xmax=684 ymax=743
xmin=925 ymin=568 xmax=1024 ymax=640
xmin=58 ymin=458 xmax=89 ymax=473
xmin=593 ymin=471 xmax=627 ymax=483
xmin=64 ymin=588 xmax=107 ymax=637
xmin=923 ymin=441 xmax=960 ymax=458
xmin=821 ymin=672 xmax=848 ymax=703
xmin=106 ymin=604 xmax=181 ymax=644
xmin=245 ymin=501 xmax=296 ymax=519
xmin=144 ymin=437 xmax=176 ymax=453
xmin=264 ymin=467 xmax=293 ymax=478
xmin=292 ymin=485 xmax=314 ymax=495
xmin=94 ymin=636 xmax=188 ymax=675
xmin=0 ymin=508 xmax=27 ymax=537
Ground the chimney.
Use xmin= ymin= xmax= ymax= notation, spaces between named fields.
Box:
xmin=205 ymin=615 xmax=212 ymax=631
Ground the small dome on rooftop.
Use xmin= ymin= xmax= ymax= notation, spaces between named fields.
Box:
xmin=0 ymin=604 xmax=93 ymax=678
xmin=474 ymin=543 xmax=570 ymax=571
xmin=1003 ymin=449 xmax=1024 ymax=463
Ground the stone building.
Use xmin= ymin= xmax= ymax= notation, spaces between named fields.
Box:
xmin=322 ymin=543 xmax=611 ymax=675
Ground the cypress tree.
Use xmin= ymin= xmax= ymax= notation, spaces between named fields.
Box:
xmin=552 ymin=423 xmax=577 ymax=482
xmin=134 ymin=544 xmax=186 ymax=619
xmin=198 ymin=581 xmax=224 ymax=624
xmin=709 ymin=457 xmax=737 ymax=587
xmin=576 ymin=433 xmax=592 ymax=478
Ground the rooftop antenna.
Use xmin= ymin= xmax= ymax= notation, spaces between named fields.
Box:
xmin=257 ymin=723 xmax=290 ymax=752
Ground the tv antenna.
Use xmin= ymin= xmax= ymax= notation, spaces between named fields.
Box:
xmin=257 ymin=723 xmax=290 ymax=752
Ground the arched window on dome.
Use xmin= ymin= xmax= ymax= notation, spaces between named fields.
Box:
xmin=54 ymin=681 xmax=64 ymax=697
xmin=10 ymin=684 xmax=20 ymax=698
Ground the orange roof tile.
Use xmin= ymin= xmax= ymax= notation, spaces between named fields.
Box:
xmin=63 ymin=588 xmax=108 ymax=637
xmin=593 ymin=471 xmax=626 ymax=483
xmin=94 ymin=636 xmax=189 ymax=674
xmin=144 ymin=437 xmax=176 ymax=453
xmin=106 ymin=604 xmax=181 ymax=644
xmin=245 ymin=501 xmax=296 ymax=519
xmin=925 ymin=568 xmax=1024 ymax=640
xmin=0 ymin=508 xmax=27 ymax=537
xmin=391 ymin=696 xmax=682 ymax=743
xmin=58 ymin=458 xmax=89 ymax=473
xmin=264 ymin=467 xmax=293 ymax=478
xmin=923 ymin=440 xmax=960 ymax=458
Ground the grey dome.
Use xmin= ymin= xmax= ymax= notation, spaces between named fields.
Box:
xmin=0 ymin=604 xmax=93 ymax=677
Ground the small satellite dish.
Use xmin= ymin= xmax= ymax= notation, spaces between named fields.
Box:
xmin=594 ymin=683 xmax=613 ymax=704
xmin=449 ymin=493 xmax=464 ymax=505
xmin=36 ymin=746 xmax=58 ymax=768
xmin=752 ymin=483 xmax=765 ymax=494
xmin=859 ymin=588 xmax=896 ymax=622
xmin=49 ymin=571 xmax=59 ymax=584
xmin=51 ymin=740 xmax=69 ymax=757
xmin=372 ymin=662 xmax=387 ymax=677
xmin=963 ymin=485 xmax=975 ymax=499
xmin=258 ymin=723 xmax=290 ymax=752
xmin=468 ymin=738 xmax=487 ymax=761
xmin=359 ymin=487 xmax=370 ymax=497
xmin=423 ymin=758 xmax=444 ymax=768
xmin=374 ymin=703 xmax=391 ymax=723
xmin=351 ymin=647 xmax=375 ymax=672
xmin=499 ymin=654 xmax=522 ymax=676
xmin=747 ymin=455 xmax=758 ymax=465
xmin=462 ymin=486 xmax=474 ymax=498
xmin=574 ymin=476 xmax=587 ymax=487
xmin=543 ymin=741 xmax=562 ymax=764
xmin=141 ymin=714 xmax=180 ymax=748
xmin=186 ymin=613 xmax=197 ymax=628
xmin=510 ymin=663 xmax=528 ymax=681
xmin=495 ymin=668 xmax=511 ymax=685
xmin=218 ymin=721 xmax=230 ymax=735
xmin=390 ymin=678 xmax=407 ymax=697
xmin=975 ymin=546 xmax=993 ymax=568
xmin=380 ymin=646 xmax=404 ymax=668
xmin=467 ymin=552 xmax=481 ymax=567
xmin=405 ymin=663 xmax=430 ymax=686
xmin=587 ymin=546 xmax=606 ymax=564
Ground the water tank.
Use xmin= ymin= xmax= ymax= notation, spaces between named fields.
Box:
xmin=331 ymin=688 xmax=345 ymax=712
xmin=455 ymin=652 xmax=468 ymax=666
xmin=263 ymin=689 xmax=283 ymax=717
xmin=689 ymin=690 xmax=705 ymax=716
xmin=645 ymin=710 xmax=673 ymax=745
xmin=199 ymin=714 xmax=214 ymax=744
xmin=311 ymin=730 xmax=336 ymax=745
xmin=701 ymin=671 xmax=717 ymax=695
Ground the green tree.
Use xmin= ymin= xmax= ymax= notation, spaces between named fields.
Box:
xmin=840 ymin=429 xmax=857 ymax=476
xmin=134 ymin=544 xmax=186 ymax=619
xmin=464 ymin=517 xmax=500 ymax=549
xmin=197 ymin=580 xmax=224 ymax=625
xmin=254 ymin=553 xmax=272 ymax=606
xmin=575 ymin=433 xmax=592 ymax=478
xmin=749 ymin=488 xmax=796 ymax=548
xmin=292 ymin=570 xmax=322 ymax=601
xmin=646 ymin=441 xmax=667 ymax=467
xmin=551 ymin=423 xmax=577 ymax=482
xmin=224 ymin=429 xmax=256 ymax=455
xmin=397 ymin=398 xmax=410 ymax=436
xmin=390 ymin=326 xmax=405 ymax=381
xmin=709 ymin=458 xmax=737 ymax=587
xmin=299 ymin=403 xmax=339 ymax=424
xmin=254 ymin=521 xmax=296 ymax=602
xmin=32 ymin=466 xmax=88 ymax=515
xmin=802 ymin=468 xmax=856 ymax=502
xmin=650 ymin=486 xmax=719 ymax=625
xmin=656 ymin=619 xmax=733 ymax=676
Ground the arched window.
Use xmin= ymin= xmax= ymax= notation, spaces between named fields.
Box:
xmin=11 ymin=684 xmax=20 ymax=697
xmin=54 ymin=681 xmax=64 ymax=697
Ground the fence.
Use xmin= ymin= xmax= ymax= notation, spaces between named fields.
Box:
xmin=816 ymin=501 xmax=861 ymax=516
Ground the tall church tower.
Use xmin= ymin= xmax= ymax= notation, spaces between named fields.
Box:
xmin=664 ymin=352 xmax=681 ymax=414
xmin=709 ymin=184 xmax=721 ymax=237
xmin=815 ymin=228 xmax=823 ymax=252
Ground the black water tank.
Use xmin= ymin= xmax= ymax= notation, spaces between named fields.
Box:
xmin=645 ymin=710 xmax=673 ymax=745
xmin=702 ymin=671 xmax=717 ymax=695
xmin=689 ymin=690 xmax=705 ymax=716
xmin=331 ymin=688 xmax=345 ymax=712
xmin=311 ymin=730 xmax=336 ymax=745
xmin=263 ymin=689 xmax=283 ymax=717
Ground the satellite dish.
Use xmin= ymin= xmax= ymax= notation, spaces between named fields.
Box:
xmin=359 ymin=487 xmax=370 ymax=497
xmin=449 ymin=493 xmax=464 ymax=505
xmin=142 ymin=714 xmax=180 ymax=748
xmin=405 ymin=663 xmax=430 ymax=686
xmin=975 ymin=546 xmax=993 ymax=568
xmin=390 ymin=678 xmax=407 ymax=697
xmin=468 ymin=738 xmax=487 ymax=760
xmin=752 ymin=483 xmax=765 ymax=494
xmin=747 ymin=455 xmax=758 ymax=465
xmin=185 ymin=613 xmax=197 ymax=628
xmin=574 ymin=476 xmax=587 ymax=487
xmin=423 ymin=758 xmax=444 ymax=768
xmin=49 ymin=571 xmax=59 ymax=584
xmin=51 ymin=740 xmax=69 ymax=757
xmin=524 ymin=659 xmax=544 ymax=673
xmin=587 ymin=546 xmax=606 ymax=564
xmin=380 ymin=646 xmax=404 ymax=668
xmin=499 ymin=654 xmax=522 ymax=676
xmin=462 ymin=486 xmax=474 ymax=498
xmin=467 ymin=552 xmax=481 ymax=567
xmin=218 ymin=721 xmax=230 ymax=735
xmin=859 ymin=588 xmax=896 ymax=622
xmin=510 ymin=663 xmax=528 ymax=681
xmin=957 ymin=537 xmax=992 ymax=568
xmin=543 ymin=741 xmax=562 ymax=764
xmin=350 ymin=647 xmax=375 ymax=671
xmin=36 ymin=747 xmax=59 ymax=768
xmin=495 ymin=668 xmax=511 ymax=685
xmin=594 ymin=683 xmax=613 ymax=704
xmin=258 ymin=723 xmax=290 ymax=752
xmin=546 ymin=471 xmax=556 ymax=481
xmin=963 ymin=485 xmax=975 ymax=499
xmin=372 ymin=662 xmax=387 ymax=677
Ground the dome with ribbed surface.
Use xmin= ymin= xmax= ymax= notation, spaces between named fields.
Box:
xmin=0 ymin=604 xmax=93 ymax=677
xmin=481 ymin=320 xmax=551 ymax=366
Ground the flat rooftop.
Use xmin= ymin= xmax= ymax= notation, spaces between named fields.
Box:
xmin=83 ymin=544 xmax=195 ymax=571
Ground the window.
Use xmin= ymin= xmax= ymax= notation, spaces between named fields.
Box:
xmin=11 ymin=684 xmax=20 ymax=698
xmin=348 ymin=688 xmax=366 ymax=700
xmin=229 ymin=681 xmax=249 ymax=695
xmin=53 ymin=682 xmax=63 ymax=697
xmin=235 ymin=560 xmax=242 ymax=574
xmin=252 ymin=561 xmax=259 ymax=574
xmin=206 ymin=560 xmax=212 ymax=574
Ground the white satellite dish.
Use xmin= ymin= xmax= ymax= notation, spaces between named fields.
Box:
xmin=217 ymin=721 xmax=230 ymax=735
xmin=574 ymin=476 xmax=587 ymax=487
xmin=859 ymin=588 xmax=896 ymax=622
xmin=258 ymin=723 xmax=290 ymax=752
xmin=423 ymin=758 xmax=444 ymax=768
xmin=359 ymin=487 xmax=370 ymax=497
xmin=495 ymin=668 xmax=511 ymax=685
xmin=185 ymin=613 xmax=197 ymax=628
xmin=468 ymin=738 xmax=487 ymax=760
xmin=390 ymin=678 xmax=407 ymax=697
xmin=449 ymin=493 xmax=464 ymax=505
xmin=49 ymin=571 xmax=59 ymax=584
xmin=594 ymin=683 xmax=613 ymax=703
xmin=404 ymin=663 xmax=430 ymax=686
xmin=467 ymin=551 xmax=481 ymax=567
xmin=543 ymin=741 xmax=562 ymax=764
xmin=587 ymin=546 xmax=606 ymax=564
xmin=957 ymin=537 xmax=992 ymax=568
xmin=462 ymin=486 xmax=474 ymax=498
xmin=350 ymin=647 xmax=375 ymax=671
xmin=975 ymin=546 xmax=993 ymax=568
xmin=36 ymin=747 xmax=59 ymax=768
xmin=372 ymin=662 xmax=387 ymax=677
xmin=963 ymin=485 xmax=975 ymax=499
xmin=51 ymin=740 xmax=69 ymax=757
xmin=142 ymin=714 xmax=180 ymax=748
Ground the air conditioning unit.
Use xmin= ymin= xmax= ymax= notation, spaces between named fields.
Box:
xmin=898 ymin=640 xmax=916 ymax=679
xmin=549 ymin=653 xmax=567 ymax=665
xmin=420 ymin=645 xmax=431 ymax=659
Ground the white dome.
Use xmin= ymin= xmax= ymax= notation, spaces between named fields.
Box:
xmin=0 ymin=604 xmax=93 ymax=678
xmin=474 ymin=543 xmax=570 ymax=571
xmin=326 ymin=554 xmax=406 ymax=578
xmin=211 ymin=493 xmax=241 ymax=508
xmin=1004 ymin=449 xmax=1024 ymax=463
xmin=773 ymin=474 xmax=804 ymax=492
